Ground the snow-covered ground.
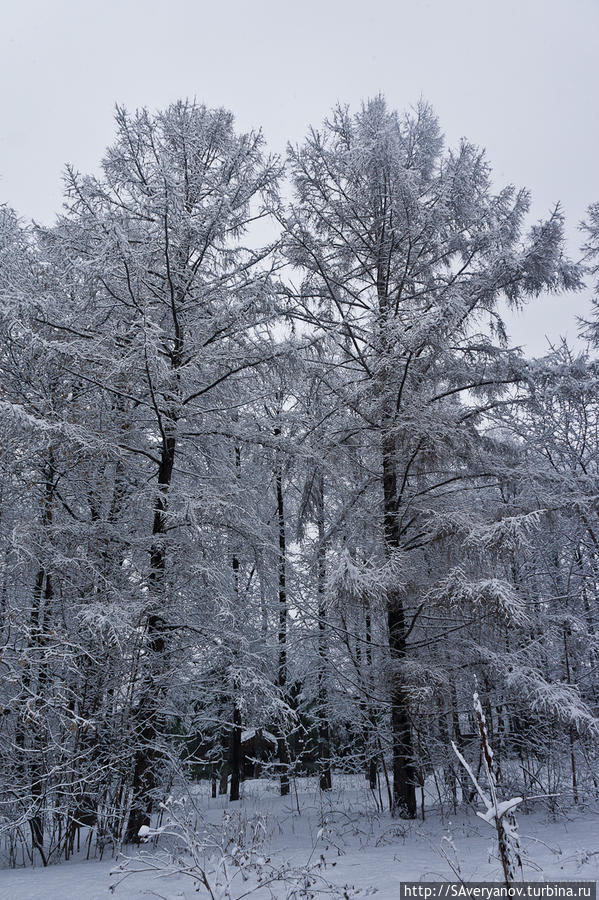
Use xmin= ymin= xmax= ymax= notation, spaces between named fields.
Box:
xmin=1 ymin=777 xmax=598 ymax=899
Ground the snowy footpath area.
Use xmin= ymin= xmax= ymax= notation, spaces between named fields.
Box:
xmin=1 ymin=778 xmax=598 ymax=900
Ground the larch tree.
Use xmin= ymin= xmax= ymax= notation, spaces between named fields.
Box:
xmin=283 ymin=97 xmax=579 ymax=817
xmin=43 ymin=101 xmax=282 ymax=839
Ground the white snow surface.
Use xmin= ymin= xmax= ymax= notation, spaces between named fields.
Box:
xmin=1 ymin=776 xmax=598 ymax=899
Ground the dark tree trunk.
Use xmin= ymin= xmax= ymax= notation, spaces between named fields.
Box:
xmin=27 ymin=562 xmax=53 ymax=866
xmin=16 ymin=451 xmax=55 ymax=865
xmin=125 ymin=423 xmax=175 ymax=843
xmin=275 ymin=429 xmax=290 ymax=796
xmin=229 ymin=532 xmax=242 ymax=802
xmin=229 ymin=696 xmax=242 ymax=801
xmin=26 ymin=561 xmax=52 ymax=866
xmin=382 ymin=433 xmax=416 ymax=819
xmin=365 ymin=608 xmax=378 ymax=791
xmin=219 ymin=761 xmax=229 ymax=795
xmin=563 ymin=627 xmax=579 ymax=804
xmin=316 ymin=474 xmax=332 ymax=792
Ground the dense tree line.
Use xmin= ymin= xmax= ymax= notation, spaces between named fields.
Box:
xmin=0 ymin=97 xmax=598 ymax=865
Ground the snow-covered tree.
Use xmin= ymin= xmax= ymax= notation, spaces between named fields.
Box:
xmin=25 ymin=101 xmax=283 ymax=842
xmin=283 ymin=97 xmax=580 ymax=817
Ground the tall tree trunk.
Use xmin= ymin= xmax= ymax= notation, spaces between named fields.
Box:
xmin=28 ymin=562 xmax=53 ymax=866
xmin=229 ymin=504 xmax=242 ymax=803
xmin=125 ymin=421 xmax=176 ymax=843
xmin=229 ymin=694 xmax=242 ymax=802
xmin=382 ymin=433 xmax=416 ymax=819
xmin=563 ymin=626 xmax=578 ymax=804
xmin=316 ymin=474 xmax=332 ymax=791
xmin=275 ymin=427 xmax=290 ymax=796
xmin=16 ymin=450 xmax=55 ymax=865
xmin=365 ymin=607 xmax=378 ymax=791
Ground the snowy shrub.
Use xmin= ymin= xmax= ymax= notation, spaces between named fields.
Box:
xmin=110 ymin=796 xmax=369 ymax=898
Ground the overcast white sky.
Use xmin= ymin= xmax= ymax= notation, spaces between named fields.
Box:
xmin=1 ymin=0 xmax=597 ymax=353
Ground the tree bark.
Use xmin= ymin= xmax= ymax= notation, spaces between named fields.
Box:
xmin=365 ymin=607 xmax=378 ymax=791
xmin=16 ymin=450 xmax=55 ymax=865
xmin=275 ymin=428 xmax=290 ymax=796
xmin=382 ymin=432 xmax=416 ymax=818
xmin=125 ymin=422 xmax=176 ymax=843
xmin=229 ymin=529 xmax=242 ymax=802
xmin=316 ymin=474 xmax=332 ymax=791
xmin=229 ymin=693 xmax=242 ymax=802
